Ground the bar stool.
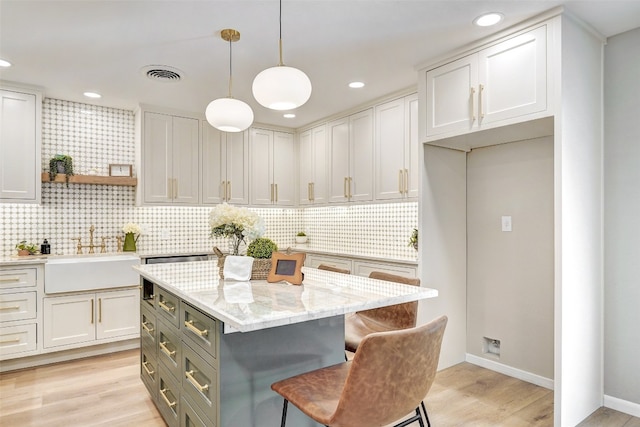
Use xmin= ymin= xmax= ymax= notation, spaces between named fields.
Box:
xmin=317 ymin=264 xmax=351 ymax=274
xmin=271 ymin=315 xmax=448 ymax=427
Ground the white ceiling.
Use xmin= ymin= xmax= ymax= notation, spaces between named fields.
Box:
xmin=1 ymin=0 xmax=639 ymax=129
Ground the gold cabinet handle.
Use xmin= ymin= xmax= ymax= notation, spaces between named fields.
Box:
xmin=404 ymin=169 xmax=409 ymax=194
xmin=0 ymin=305 xmax=20 ymax=311
xmin=348 ymin=177 xmax=353 ymax=198
xmin=275 ymin=183 xmax=278 ymax=203
xmin=142 ymin=361 xmax=155 ymax=377
xmin=470 ymin=87 xmax=477 ymax=122
xmin=160 ymin=388 xmax=177 ymax=408
xmin=344 ymin=177 xmax=348 ymax=198
xmin=0 ymin=338 xmax=20 ymax=345
xmin=221 ymin=180 xmax=227 ymax=200
xmin=158 ymin=299 xmax=175 ymax=313
xmin=90 ymin=299 xmax=94 ymax=324
xmin=159 ymin=341 xmax=176 ymax=357
xmin=184 ymin=320 xmax=208 ymax=337
xmin=141 ymin=321 xmax=154 ymax=334
xmin=0 ymin=277 xmax=20 ymax=283
xmin=185 ymin=370 xmax=209 ymax=392
xmin=399 ymin=170 xmax=403 ymax=194
xmin=173 ymin=178 xmax=178 ymax=199
xmin=98 ymin=298 xmax=102 ymax=323
xmin=311 ymin=182 xmax=315 ymax=201
xmin=270 ymin=183 xmax=274 ymax=202
xmin=307 ymin=182 xmax=311 ymax=201
xmin=167 ymin=178 xmax=172 ymax=199
xmin=479 ymin=84 xmax=484 ymax=120
xmin=227 ymin=181 xmax=231 ymax=201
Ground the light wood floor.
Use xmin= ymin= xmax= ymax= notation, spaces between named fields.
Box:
xmin=1 ymin=349 xmax=638 ymax=426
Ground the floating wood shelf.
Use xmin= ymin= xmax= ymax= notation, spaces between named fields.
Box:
xmin=41 ymin=173 xmax=137 ymax=186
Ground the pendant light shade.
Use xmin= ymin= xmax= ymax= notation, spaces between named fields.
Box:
xmin=206 ymin=29 xmax=254 ymax=133
xmin=206 ymin=97 xmax=254 ymax=132
xmin=252 ymin=0 xmax=312 ymax=110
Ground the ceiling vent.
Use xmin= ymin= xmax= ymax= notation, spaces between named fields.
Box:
xmin=141 ymin=65 xmax=183 ymax=82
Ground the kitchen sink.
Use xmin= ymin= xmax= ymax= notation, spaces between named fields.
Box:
xmin=44 ymin=254 xmax=140 ymax=294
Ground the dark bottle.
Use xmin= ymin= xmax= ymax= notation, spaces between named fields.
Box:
xmin=41 ymin=239 xmax=51 ymax=255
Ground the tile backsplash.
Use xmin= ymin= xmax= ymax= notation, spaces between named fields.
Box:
xmin=0 ymin=98 xmax=418 ymax=260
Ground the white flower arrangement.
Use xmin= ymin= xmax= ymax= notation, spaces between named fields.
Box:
xmin=209 ymin=203 xmax=265 ymax=254
xmin=122 ymin=223 xmax=141 ymax=235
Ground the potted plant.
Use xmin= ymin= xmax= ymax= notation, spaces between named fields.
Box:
xmin=295 ymin=231 xmax=308 ymax=244
xmin=246 ymin=237 xmax=279 ymax=280
xmin=15 ymin=240 xmax=38 ymax=256
xmin=48 ymin=154 xmax=74 ymax=186
xmin=408 ymin=228 xmax=418 ymax=251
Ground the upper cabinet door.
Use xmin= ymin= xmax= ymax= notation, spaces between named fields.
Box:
xmin=425 ymin=54 xmax=478 ymax=137
xmin=298 ymin=129 xmax=313 ymax=205
xmin=272 ymin=131 xmax=295 ymax=206
xmin=311 ymin=125 xmax=328 ymax=204
xmin=201 ymin=124 xmax=225 ymax=205
xmin=249 ymin=128 xmax=274 ymax=206
xmin=225 ymin=131 xmax=249 ymax=205
xmin=328 ymin=117 xmax=350 ymax=203
xmin=406 ymin=94 xmax=420 ymax=199
xmin=143 ymin=112 xmax=173 ymax=203
xmin=348 ymin=108 xmax=373 ymax=202
xmin=170 ymin=116 xmax=200 ymax=204
xmin=478 ymin=25 xmax=547 ymax=125
xmin=0 ymin=88 xmax=41 ymax=203
xmin=375 ymin=98 xmax=406 ymax=200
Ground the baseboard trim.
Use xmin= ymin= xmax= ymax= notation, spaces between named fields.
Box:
xmin=0 ymin=339 xmax=139 ymax=373
xmin=604 ymin=395 xmax=640 ymax=418
xmin=465 ymin=353 xmax=554 ymax=390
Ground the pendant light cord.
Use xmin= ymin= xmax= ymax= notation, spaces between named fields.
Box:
xmin=228 ymin=37 xmax=233 ymax=97
xmin=278 ymin=0 xmax=284 ymax=66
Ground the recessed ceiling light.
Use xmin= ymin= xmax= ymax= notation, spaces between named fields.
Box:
xmin=0 ymin=59 xmax=11 ymax=68
xmin=83 ymin=91 xmax=102 ymax=99
xmin=283 ymin=113 xmax=296 ymax=118
xmin=349 ymin=81 xmax=365 ymax=89
xmin=473 ymin=12 xmax=504 ymax=27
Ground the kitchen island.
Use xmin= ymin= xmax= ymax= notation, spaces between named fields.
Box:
xmin=134 ymin=260 xmax=437 ymax=427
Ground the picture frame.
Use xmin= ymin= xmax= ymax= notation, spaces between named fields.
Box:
xmin=108 ymin=163 xmax=133 ymax=177
xmin=267 ymin=252 xmax=306 ymax=285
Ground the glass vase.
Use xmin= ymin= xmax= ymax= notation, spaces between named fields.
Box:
xmin=123 ymin=232 xmax=137 ymax=252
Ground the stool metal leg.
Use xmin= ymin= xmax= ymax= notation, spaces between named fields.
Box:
xmin=421 ymin=401 xmax=431 ymax=427
xmin=280 ymin=399 xmax=289 ymax=427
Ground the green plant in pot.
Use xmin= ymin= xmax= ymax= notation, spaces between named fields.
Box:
xmin=15 ymin=240 xmax=38 ymax=256
xmin=49 ymin=154 xmax=74 ymax=187
xmin=408 ymin=228 xmax=418 ymax=251
xmin=246 ymin=237 xmax=278 ymax=259
xmin=295 ymin=231 xmax=308 ymax=244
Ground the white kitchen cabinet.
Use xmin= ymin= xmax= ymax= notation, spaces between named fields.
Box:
xmin=424 ymin=24 xmax=547 ymax=138
xmin=0 ymin=86 xmax=42 ymax=203
xmin=328 ymin=108 xmax=373 ymax=203
xmin=375 ymin=93 xmax=419 ymax=200
xmin=298 ymin=124 xmax=328 ymax=205
xmin=305 ymin=254 xmax=353 ymax=273
xmin=250 ymin=128 xmax=295 ymax=206
xmin=141 ymin=111 xmax=200 ymax=204
xmin=202 ymin=124 xmax=249 ymax=205
xmin=352 ymin=260 xmax=417 ymax=278
xmin=43 ymin=288 xmax=139 ymax=349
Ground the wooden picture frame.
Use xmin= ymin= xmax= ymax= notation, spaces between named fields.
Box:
xmin=108 ymin=164 xmax=133 ymax=177
xmin=267 ymin=252 xmax=306 ymax=285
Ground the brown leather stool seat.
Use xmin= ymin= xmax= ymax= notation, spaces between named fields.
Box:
xmin=271 ymin=315 xmax=448 ymax=427
xmin=345 ymin=271 xmax=420 ymax=353
xmin=317 ymin=264 xmax=351 ymax=274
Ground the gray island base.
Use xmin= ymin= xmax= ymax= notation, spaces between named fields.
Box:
xmin=135 ymin=261 xmax=437 ymax=426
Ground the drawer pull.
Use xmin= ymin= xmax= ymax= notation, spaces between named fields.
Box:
xmin=185 ymin=370 xmax=209 ymax=392
xmin=141 ymin=321 xmax=155 ymax=334
xmin=0 ymin=305 xmax=20 ymax=311
xmin=0 ymin=277 xmax=20 ymax=283
xmin=0 ymin=338 xmax=21 ymax=345
xmin=184 ymin=320 xmax=208 ymax=337
xmin=160 ymin=388 xmax=177 ymax=408
xmin=158 ymin=299 xmax=175 ymax=313
xmin=159 ymin=341 xmax=176 ymax=357
xmin=142 ymin=361 xmax=155 ymax=377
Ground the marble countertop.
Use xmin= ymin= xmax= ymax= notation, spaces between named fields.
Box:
xmin=134 ymin=260 xmax=437 ymax=333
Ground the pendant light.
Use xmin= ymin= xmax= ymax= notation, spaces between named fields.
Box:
xmin=206 ymin=29 xmax=254 ymax=132
xmin=252 ymin=0 xmax=312 ymax=110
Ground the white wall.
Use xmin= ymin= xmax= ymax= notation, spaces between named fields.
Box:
xmin=466 ymin=138 xmax=554 ymax=380
xmin=604 ymin=27 xmax=640 ymax=413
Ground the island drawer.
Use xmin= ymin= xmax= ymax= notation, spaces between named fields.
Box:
xmin=158 ymin=363 xmax=181 ymax=427
xmin=0 ymin=292 xmax=37 ymax=322
xmin=140 ymin=345 xmax=158 ymax=400
xmin=0 ymin=268 xmax=37 ymax=290
xmin=156 ymin=287 xmax=180 ymax=328
xmin=181 ymin=395 xmax=213 ymax=427
xmin=140 ymin=303 xmax=157 ymax=349
xmin=157 ymin=317 xmax=182 ymax=381
xmin=182 ymin=341 xmax=217 ymax=422
xmin=181 ymin=302 xmax=217 ymax=359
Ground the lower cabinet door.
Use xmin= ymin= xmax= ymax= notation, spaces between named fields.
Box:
xmin=43 ymin=294 xmax=95 ymax=348
xmin=140 ymin=344 xmax=158 ymax=399
xmin=96 ymin=288 xmax=139 ymax=340
xmin=182 ymin=341 xmax=217 ymax=422
xmin=157 ymin=364 xmax=181 ymax=427
xmin=181 ymin=395 xmax=213 ymax=427
xmin=0 ymin=323 xmax=37 ymax=358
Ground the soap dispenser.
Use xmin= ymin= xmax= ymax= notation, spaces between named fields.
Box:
xmin=41 ymin=239 xmax=51 ymax=255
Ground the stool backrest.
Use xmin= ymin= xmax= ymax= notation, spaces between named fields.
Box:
xmin=358 ymin=271 xmax=420 ymax=329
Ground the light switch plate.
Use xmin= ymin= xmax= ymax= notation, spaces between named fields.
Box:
xmin=501 ymin=216 xmax=512 ymax=232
